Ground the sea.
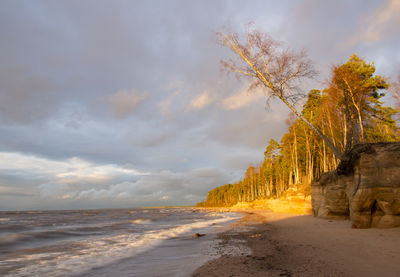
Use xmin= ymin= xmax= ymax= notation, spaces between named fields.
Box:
xmin=0 ymin=207 xmax=241 ymax=277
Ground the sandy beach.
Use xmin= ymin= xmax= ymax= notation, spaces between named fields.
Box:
xmin=192 ymin=210 xmax=400 ymax=277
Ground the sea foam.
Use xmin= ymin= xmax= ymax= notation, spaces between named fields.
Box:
xmin=1 ymin=212 xmax=239 ymax=277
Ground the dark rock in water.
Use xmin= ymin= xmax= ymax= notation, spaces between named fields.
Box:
xmin=312 ymin=142 xmax=400 ymax=228
xmin=193 ymin=233 xmax=205 ymax=238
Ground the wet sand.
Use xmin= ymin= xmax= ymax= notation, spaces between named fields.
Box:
xmin=192 ymin=210 xmax=400 ymax=277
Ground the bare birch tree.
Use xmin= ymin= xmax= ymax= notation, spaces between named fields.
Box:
xmin=218 ymin=28 xmax=344 ymax=159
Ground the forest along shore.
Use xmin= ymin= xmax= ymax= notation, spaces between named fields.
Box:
xmin=192 ymin=210 xmax=400 ymax=277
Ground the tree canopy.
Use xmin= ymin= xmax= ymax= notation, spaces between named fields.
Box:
xmin=198 ymin=54 xmax=399 ymax=207
xmin=218 ymin=28 xmax=343 ymax=159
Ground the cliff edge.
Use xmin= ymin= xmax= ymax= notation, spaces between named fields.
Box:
xmin=311 ymin=142 xmax=400 ymax=228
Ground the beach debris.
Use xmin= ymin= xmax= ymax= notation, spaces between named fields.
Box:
xmin=193 ymin=233 xmax=205 ymax=238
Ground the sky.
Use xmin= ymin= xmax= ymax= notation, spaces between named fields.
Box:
xmin=1 ymin=0 xmax=400 ymax=210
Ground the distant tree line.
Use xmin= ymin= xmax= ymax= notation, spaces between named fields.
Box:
xmin=198 ymin=55 xmax=399 ymax=207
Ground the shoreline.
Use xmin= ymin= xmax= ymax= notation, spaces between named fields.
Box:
xmin=192 ymin=209 xmax=400 ymax=277
xmin=74 ymin=208 xmax=243 ymax=277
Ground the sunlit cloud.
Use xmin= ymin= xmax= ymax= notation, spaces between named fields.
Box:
xmin=158 ymin=80 xmax=186 ymax=116
xmin=166 ymin=80 xmax=184 ymax=91
xmin=187 ymin=90 xmax=212 ymax=111
xmin=158 ymin=90 xmax=182 ymax=116
xmin=221 ymin=86 xmax=264 ymax=110
xmin=102 ymin=89 xmax=149 ymax=118
xmin=345 ymin=0 xmax=400 ymax=46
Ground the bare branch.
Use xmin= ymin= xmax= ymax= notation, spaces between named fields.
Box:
xmin=218 ymin=26 xmax=343 ymax=159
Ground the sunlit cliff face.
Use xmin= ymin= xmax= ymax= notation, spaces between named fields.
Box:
xmin=0 ymin=0 xmax=399 ymax=210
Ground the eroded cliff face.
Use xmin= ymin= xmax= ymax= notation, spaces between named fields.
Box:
xmin=311 ymin=142 xmax=400 ymax=228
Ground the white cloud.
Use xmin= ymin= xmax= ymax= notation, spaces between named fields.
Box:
xmin=39 ymin=183 xmax=70 ymax=197
xmin=0 ymin=150 xmax=228 ymax=208
xmin=76 ymin=184 xmax=133 ymax=200
xmin=187 ymin=90 xmax=212 ymax=111
xmin=0 ymin=152 xmax=146 ymax=187
xmin=41 ymin=167 xmax=227 ymax=202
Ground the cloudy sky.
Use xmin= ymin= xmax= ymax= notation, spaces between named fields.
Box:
xmin=1 ymin=0 xmax=399 ymax=210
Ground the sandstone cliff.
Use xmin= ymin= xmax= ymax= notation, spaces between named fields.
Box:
xmin=311 ymin=142 xmax=400 ymax=228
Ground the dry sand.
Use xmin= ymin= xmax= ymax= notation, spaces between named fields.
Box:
xmin=192 ymin=210 xmax=400 ymax=277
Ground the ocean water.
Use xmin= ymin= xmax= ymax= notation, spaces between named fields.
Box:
xmin=0 ymin=208 xmax=240 ymax=277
